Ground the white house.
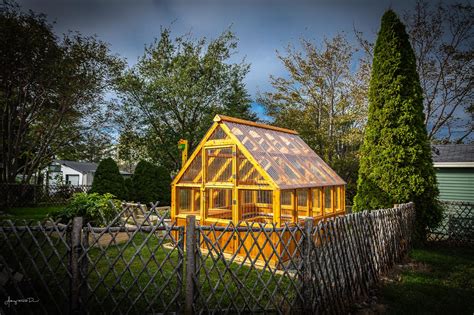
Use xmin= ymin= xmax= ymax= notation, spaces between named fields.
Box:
xmin=46 ymin=160 xmax=132 ymax=186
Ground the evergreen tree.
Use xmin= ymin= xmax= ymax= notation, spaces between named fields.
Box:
xmin=124 ymin=177 xmax=133 ymax=201
xmin=353 ymin=10 xmax=441 ymax=234
xmin=132 ymin=160 xmax=171 ymax=205
xmin=90 ymin=158 xmax=126 ymax=199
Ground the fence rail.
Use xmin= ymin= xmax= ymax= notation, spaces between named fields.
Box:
xmin=0 ymin=183 xmax=91 ymax=208
xmin=1 ymin=202 xmax=415 ymax=314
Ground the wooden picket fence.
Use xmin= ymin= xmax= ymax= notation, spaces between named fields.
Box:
xmin=0 ymin=202 xmax=415 ymax=314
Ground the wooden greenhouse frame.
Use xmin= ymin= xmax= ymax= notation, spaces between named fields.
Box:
xmin=171 ymin=114 xmax=346 ymax=262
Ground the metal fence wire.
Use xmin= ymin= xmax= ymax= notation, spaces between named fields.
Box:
xmin=428 ymin=200 xmax=473 ymax=245
xmin=0 ymin=202 xmax=415 ymax=314
xmin=0 ymin=183 xmax=91 ymax=208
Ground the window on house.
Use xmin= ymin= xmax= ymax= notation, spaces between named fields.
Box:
xmin=66 ymin=174 xmax=80 ymax=186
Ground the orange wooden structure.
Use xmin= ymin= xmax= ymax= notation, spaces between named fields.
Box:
xmin=171 ymin=115 xmax=346 ymax=261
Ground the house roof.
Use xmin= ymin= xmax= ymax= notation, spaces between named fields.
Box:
xmin=173 ymin=115 xmax=346 ymax=189
xmin=54 ymin=160 xmax=132 ymax=175
xmin=54 ymin=160 xmax=98 ymax=174
xmin=432 ymin=144 xmax=474 ymax=164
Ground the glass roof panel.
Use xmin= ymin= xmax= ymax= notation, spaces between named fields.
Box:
xmin=225 ymin=121 xmax=346 ymax=189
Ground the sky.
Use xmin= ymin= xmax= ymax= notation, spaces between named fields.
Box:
xmin=17 ymin=0 xmax=462 ymax=121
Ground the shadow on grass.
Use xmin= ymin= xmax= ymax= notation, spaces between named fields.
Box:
xmin=381 ymin=245 xmax=474 ymax=315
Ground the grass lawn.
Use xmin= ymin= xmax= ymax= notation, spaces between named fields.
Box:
xmin=1 ymin=205 xmax=64 ymax=221
xmin=380 ymin=245 xmax=474 ymax=315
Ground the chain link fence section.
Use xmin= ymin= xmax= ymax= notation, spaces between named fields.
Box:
xmin=0 ymin=183 xmax=91 ymax=208
xmin=428 ymin=200 xmax=473 ymax=245
xmin=189 ymin=203 xmax=415 ymax=314
xmin=1 ymin=202 xmax=415 ymax=314
xmin=0 ymin=203 xmax=184 ymax=315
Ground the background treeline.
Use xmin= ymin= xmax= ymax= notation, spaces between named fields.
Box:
xmin=1 ymin=1 xmax=472 ymax=206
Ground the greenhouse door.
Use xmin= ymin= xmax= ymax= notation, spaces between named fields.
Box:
xmin=203 ymin=145 xmax=237 ymax=253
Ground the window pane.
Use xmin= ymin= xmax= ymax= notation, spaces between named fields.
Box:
xmin=297 ymin=190 xmax=308 ymax=207
xmin=177 ymin=188 xmax=200 ymax=215
xmin=324 ymin=187 xmax=332 ymax=210
xmin=312 ymin=189 xmax=321 ymax=208
xmin=207 ymin=188 xmax=232 ymax=220
xmin=281 ymin=191 xmax=292 ymax=206
xmin=206 ymin=147 xmax=233 ymax=182
xmin=257 ymin=190 xmax=272 ymax=204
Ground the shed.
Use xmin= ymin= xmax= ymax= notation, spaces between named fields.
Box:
xmin=432 ymin=144 xmax=474 ymax=202
xmin=171 ymin=115 xmax=346 ymax=259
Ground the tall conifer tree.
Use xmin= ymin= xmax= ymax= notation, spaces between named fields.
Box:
xmin=353 ymin=10 xmax=441 ymax=234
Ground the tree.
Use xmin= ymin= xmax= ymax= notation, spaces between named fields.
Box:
xmin=90 ymin=158 xmax=126 ymax=200
xmin=258 ymin=34 xmax=368 ymax=201
xmin=131 ymin=160 xmax=171 ymax=205
xmin=117 ymin=127 xmax=147 ymax=173
xmin=353 ymin=10 xmax=441 ymax=235
xmin=356 ymin=1 xmax=473 ymax=143
xmin=115 ymin=28 xmax=256 ymax=173
xmin=0 ymin=2 xmax=123 ymax=183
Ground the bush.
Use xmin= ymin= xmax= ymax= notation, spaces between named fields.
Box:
xmin=90 ymin=158 xmax=126 ymax=199
xmin=51 ymin=193 xmax=121 ymax=226
xmin=131 ymin=160 xmax=171 ymax=205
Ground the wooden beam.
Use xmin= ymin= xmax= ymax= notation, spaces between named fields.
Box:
xmin=204 ymin=139 xmax=234 ymax=147
xmin=292 ymin=190 xmax=297 ymax=223
xmin=171 ymin=184 xmax=176 ymax=220
xmin=175 ymin=183 xmax=201 ymax=188
xmin=307 ymin=188 xmax=312 ymax=217
xmin=273 ymin=189 xmax=281 ymax=227
xmin=214 ymin=114 xmax=299 ymax=135
xmin=232 ymin=145 xmax=240 ymax=224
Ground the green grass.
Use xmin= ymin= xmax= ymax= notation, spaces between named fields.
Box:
xmin=1 ymin=205 xmax=64 ymax=221
xmin=2 ymin=230 xmax=295 ymax=313
xmin=381 ymin=246 xmax=474 ymax=315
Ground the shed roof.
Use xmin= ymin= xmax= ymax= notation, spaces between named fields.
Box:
xmin=432 ymin=144 xmax=474 ymax=163
xmin=215 ymin=115 xmax=346 ymax=189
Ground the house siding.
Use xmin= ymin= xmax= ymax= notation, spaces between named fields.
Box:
xmin=435 ymin=167 xmax=474 ymax=202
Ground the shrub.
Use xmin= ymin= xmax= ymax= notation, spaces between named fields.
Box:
xmin=131 ymin=160 xmax=171 ymax=205
xmin=51 ymin=193 xmax=121 ymax=226
xmin=90 ymin=158 xmax=126 ymax=199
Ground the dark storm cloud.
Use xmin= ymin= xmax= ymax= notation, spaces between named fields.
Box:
xmin=17 ymin=0 xmax=424 ymax=112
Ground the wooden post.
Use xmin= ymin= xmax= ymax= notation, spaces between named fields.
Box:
xmin=185 ymin=215 xmax=196 ymax=315
xmin=307 ymin=188 xmax=312 ymax=217
xmin=303 ymin=217 xmax=314 ymax=313
xmin=80 ymin=227 xmax=89 ymax=311
xmin=273 ymin=189 xmax=281 ymax=227
xmin=292 ymin=190 xmax=297 ymax=223
xmin=70 ymin=216 xmax=83 ymax=314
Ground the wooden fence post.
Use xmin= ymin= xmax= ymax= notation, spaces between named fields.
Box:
xmin=80 ymin=227 xmax=89 ymax=312
xmin=303 ymin=217 xmax=314 ymax=313
xmin=70 ymin=216 xmax=83 ymax=314
xmin=185 ymin=215 xmax=196 ymax=315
